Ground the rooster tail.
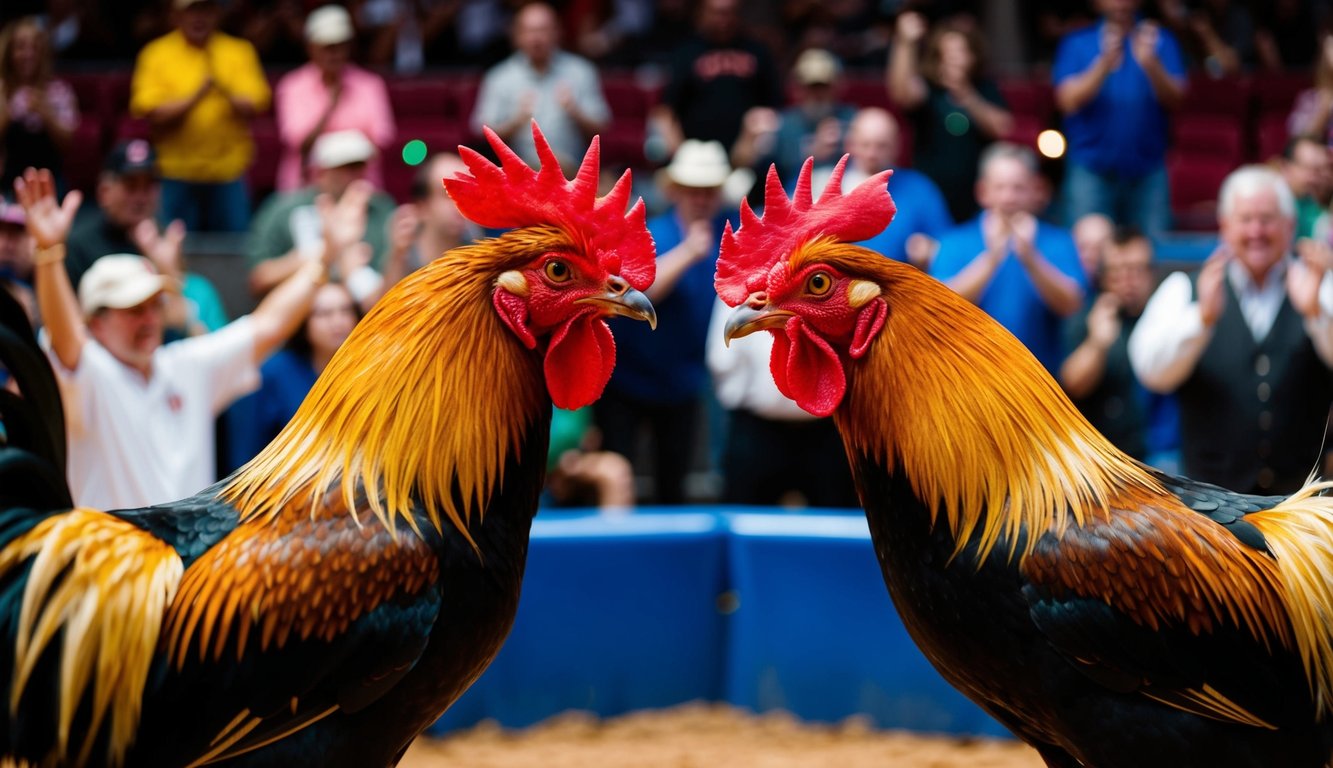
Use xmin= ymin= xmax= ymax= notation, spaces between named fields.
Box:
xmin=1245 ymin=477 xmax=1333 ymax=719
xmin=0 ymin=286 xmax=71 ymax=513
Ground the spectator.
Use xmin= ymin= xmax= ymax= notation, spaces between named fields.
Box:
xmin=569 ymin=0 xmax=656 ymax=66
xmin=1053 ymin=0 xmax=1187 ymax=240
xmin=14 ymin=167 xmax=349 ymax=510
xmin=1129 ymin=165 xmax=1333 ymax=495
xmin=811 ymin=107 xmax=953 ymax=269
xmin=64 ymin=140 xmax=159 ymax=290
xmin=705 ymin=293 xmax=859 ymax=507
xmin=732 ymin=47 xmax=858 ymax=182
xmin=1280 ymin=134 xmax=1333 ymax=240
xmin=130 ymin=0 xmax=270 ymax=233
xmin=886 ymin=11 xmax=1013 ymax=222
xmin=931 ymin=142 xmax=1087 ymax=374
xmin=274 ymin=5 xmax=396 ymax=192
xmin=597 ymin=140 xmax=736 ymax=504
xmin=0 ymin=17 xmax=78 ymax=196
xmin=373 ymin=152 xmax=480 ymax=302
xmin=1288 ymin=32 xmax=1333 ymax=149
xmin=248 ymin=130 xmax=397 ymax=309
xmin=225 ymin=280 xmax=361 ymax=471
xmin=356 ymin=0 xmax=458 ymax=74
xmin=543 ymin=407 xmax=635 ymax=512
xmin=647 ymin=0 xmax=784 ymax=162
xmin=1071 ymin=212 xmax=1114 ymax=291
xmin=1061 ymin=228 xmax=1171 ymax=462
xmin=470 ymin=1 xmax=610 ymax=170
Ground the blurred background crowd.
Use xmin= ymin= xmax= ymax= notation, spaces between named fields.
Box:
xmin=5 ymin=0 xmax=1333 ymax=513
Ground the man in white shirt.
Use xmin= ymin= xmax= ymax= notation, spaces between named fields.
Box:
xmin=1128 ymin=164 xmax=1333 ymax=494
xmin=15 ymin=167 xmax=363 ymax=510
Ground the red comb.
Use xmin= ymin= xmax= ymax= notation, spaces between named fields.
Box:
xmin=715 ymin=156 xmax=895 ymax=305
xmin=444 ymin=121 xmax=654 ymax=290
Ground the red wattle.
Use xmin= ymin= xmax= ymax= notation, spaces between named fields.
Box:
xmin=545 ymin=314 xmax=616 ymax=409
xmin=770 ymin=317 xmax=846 ymax=417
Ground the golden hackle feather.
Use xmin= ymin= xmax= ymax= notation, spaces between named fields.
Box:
xmin=222 ymin=231 xmax=552 ymax=545
xmin=0 ymin=510 xmax=183 ymax=767
xmin=1245 ymin=478 xmax=1333 ymax=718
xmin=811 ymin=243 xmax=1333 ymax=722
xmin=812 ymin=242 xmax=1160 ymax=563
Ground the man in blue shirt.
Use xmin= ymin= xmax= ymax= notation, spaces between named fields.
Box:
xmin=1052 ymin=0 xmax=1187 ymax=240
xmin=931 ymin=142 xmax=1088 ymax=373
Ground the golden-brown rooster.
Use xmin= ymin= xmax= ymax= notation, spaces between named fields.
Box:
xmin=717 ymin=159 xmax=1333 ymax=768
xmin=0 ymin=123 xmax=657 ymax=767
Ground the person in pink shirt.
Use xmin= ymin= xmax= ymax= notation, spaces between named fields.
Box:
xmin=273 ymin=5 xmax=396 ymax=192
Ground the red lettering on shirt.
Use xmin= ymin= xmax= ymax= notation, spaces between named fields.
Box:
xmin=694 ymin=50 xmax=758 ymax=81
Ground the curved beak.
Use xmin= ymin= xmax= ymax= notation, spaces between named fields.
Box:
xmin=723 ymin=303 xmax=793 ymax=346
xmin=576 ymin=280 xmax=658 ymax=330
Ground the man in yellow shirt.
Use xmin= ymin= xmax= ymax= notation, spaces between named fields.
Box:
xmin=130 ymin=0 xmax=271 ymax=233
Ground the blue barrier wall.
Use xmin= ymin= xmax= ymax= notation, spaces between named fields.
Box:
xmin=428 ymin=509 xmax=1010 ymax=739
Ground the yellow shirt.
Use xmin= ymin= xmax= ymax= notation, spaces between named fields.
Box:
xmin=130 ymin=30 xmax=271 ymax=182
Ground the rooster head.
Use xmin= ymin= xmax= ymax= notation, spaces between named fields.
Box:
xmin=716 ymin=157 xmax=895 ymax=417
xmin=444 ymin=122 xmax=657 ymax=409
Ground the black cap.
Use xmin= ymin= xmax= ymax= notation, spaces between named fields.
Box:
xmin=103 ymin=139 xmax=158 ymax=177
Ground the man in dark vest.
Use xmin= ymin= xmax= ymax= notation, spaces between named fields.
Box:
xmin=1128 ymin=164 xmax=1333 ymax=494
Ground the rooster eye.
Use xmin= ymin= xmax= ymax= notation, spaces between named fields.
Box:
xmin=544 ymin=260 xmax=572 ymax=283
xmin=806 ymin=272 xmax=833 ymax=296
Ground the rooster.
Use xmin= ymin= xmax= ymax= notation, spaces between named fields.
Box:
xmin=716 ymin=158 xmax=1333 ymax=768
xmin=0 ymin=123 xmax=657 ymax=767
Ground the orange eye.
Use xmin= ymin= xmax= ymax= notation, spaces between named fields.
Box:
xmin=806 ymin=271 xmax=832 ymax=296
xmin=544 ymin=260 xmax=572 ymax=283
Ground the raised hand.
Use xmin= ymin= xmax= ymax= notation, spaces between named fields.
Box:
xmin=132 ymin=218 xmax=188 ymax=278
xmin=1086 ymin=293 xmax=1122 ymax=350
xmin=316 ymin=179 xmax=374 ymax=267
xmin=12 ymin=168 xmax=81 ymax=249
xmin=1131 ymin=21 xmax=1160 ymax=67
xmin=1196 ymin=247 xmax=1229 ymax=327
xmin=895 ymin=11 xmax=927 ymax=44
xmin=1287 ymin=244 xmax=1329 ymax=320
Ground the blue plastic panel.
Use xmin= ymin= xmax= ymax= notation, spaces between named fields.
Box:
xmin=723 ymin=512 xmax=1012 ymax=737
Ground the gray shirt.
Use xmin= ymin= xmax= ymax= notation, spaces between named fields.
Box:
xmin=470 ymin=50 xmax=611 ymax=167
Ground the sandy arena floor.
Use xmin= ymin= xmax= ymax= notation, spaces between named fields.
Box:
xmin=401 ymin=703 xmax=1044 ymax=767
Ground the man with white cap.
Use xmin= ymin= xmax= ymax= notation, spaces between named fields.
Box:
xmin=274 ymin=4 xmax=395 ymax=192
xmin=130 ymin=0 xmax=271 ymax=232
xmin=595 ymin=139 xmax=736 ymax=504
xmin=247 ymin=129 xmax=397 ymax=308
xmin=13 ymin=168 xmax=361 ymax=511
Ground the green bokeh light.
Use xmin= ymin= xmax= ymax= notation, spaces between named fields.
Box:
xmin=944 ymin=111 xmax=970 ymax=137
xmin=402 ymin=139 xmax=428 ymax=166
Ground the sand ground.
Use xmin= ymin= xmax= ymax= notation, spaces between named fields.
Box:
xmin=401 ymin=703 xmax=1045 ymax=767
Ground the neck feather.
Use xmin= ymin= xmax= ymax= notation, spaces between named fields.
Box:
xmin=224 ymin=243 xmax=546 ymax=544
xmin=836 ymin=262 xmax=1160 ymax=563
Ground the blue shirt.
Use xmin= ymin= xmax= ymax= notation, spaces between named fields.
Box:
xmin=605 ymin=210 xmax=731 ymax=404
xmin=857 ymin=168 xmax=953 ymax=262
xmin=223 ymin=349 xmax=318 ymax=473
xmin=1052 ymin=20 xmax=1186 ymax=177
xmin=931 ymin=215 xmax=1087 ymax=373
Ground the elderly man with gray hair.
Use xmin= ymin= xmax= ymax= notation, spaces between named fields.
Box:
xmin=1129 ymin=164 xmax=1333 ymax=495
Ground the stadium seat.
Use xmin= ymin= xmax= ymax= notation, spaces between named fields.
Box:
xmin=1167 ymin=153 xmax=1234 ymax=232
xmin=1171 ymin=117 xmax=1246 ymax=165
xmin=387 ymin=78 xmax=451 ymax=122
xmin=1254 ymin=113 xmax=1291 ymax=163
xmin=1180 ymin=73 xmax=1251 ymax=120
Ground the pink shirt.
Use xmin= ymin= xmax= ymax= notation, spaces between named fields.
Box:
xmin=274 ymin=63 xmax=397 ymax=191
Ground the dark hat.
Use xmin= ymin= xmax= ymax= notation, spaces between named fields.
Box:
xmin=103 ymin=139 xmax=158 ymax=177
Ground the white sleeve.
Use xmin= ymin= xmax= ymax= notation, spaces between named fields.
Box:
xmin=1127 ymin=271 xmax=1213 ymax=394
xmin=166 ymin=316 xmax=262 ymax=414
xmin=706 ymin=298 xmax=747 ymax=410
xmin=1303 ymin=270 xmax=1333 ymax=368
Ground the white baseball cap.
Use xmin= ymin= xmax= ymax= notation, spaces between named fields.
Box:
xmin=310 ymin=129 xmax=376 ymax=169
xmin=78 ymin=255 xmax=178 ymax=317
xmin=663 ymin=140 xmax=732 ymax=189
xmin=305 ymin=5 xmax=354 ymax=46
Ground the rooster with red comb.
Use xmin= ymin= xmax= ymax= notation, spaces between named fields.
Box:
xmin=0 ymin=122 xmax=656 ymax=767
xmin=719 ymin=157 xmax=1333 ymax=767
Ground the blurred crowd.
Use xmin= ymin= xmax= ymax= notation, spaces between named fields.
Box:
xmin=4 ymin=0 xmax=1333 ymax=513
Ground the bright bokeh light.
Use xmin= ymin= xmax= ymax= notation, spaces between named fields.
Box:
xmin=1037 ymin=129 xmax=1066 ymax=159
xmin=402 ymin=139 xmax=428 ymax=166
